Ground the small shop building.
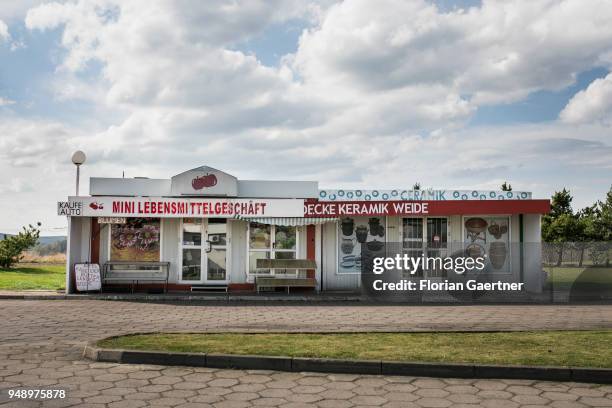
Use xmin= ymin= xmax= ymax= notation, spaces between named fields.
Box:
xmin=59 ymin=166 xmax=550 ymax=294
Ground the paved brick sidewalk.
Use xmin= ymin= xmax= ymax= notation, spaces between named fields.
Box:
xmin=1 ymin=300 xmax=611 ymax=407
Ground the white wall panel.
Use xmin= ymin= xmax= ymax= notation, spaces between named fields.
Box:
xmin=230 ymin=220 xmax=248 ymax=283
xmin=161 ymin=218 xmax=180 ymax=283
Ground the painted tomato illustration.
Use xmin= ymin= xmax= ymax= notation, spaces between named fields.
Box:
xmin=192 ymin=173 xmax=217 ymax=190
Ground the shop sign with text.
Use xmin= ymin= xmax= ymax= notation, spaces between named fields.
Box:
xmin=59 ymin=197 xmax=304 ymax=218
xmin=305 ymin=199 xmax=551 ymax=217
xmin=98 ymin=217 xmax=127 ymax=224
xmin=57 ymin=201 xmax=83 ymax=216
xmin=305 ymin=201 xmax=429 ymax=217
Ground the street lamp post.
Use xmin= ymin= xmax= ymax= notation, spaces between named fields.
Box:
xmin=71 ymin=151 xmax=86 ymax=196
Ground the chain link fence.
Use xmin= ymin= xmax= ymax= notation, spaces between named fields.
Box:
xmin=542 ymin=242 xmax=611 ymax=268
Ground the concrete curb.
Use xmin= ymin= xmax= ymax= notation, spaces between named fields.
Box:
xmin=84 ymin=343 xmax=612 ymax=384
xmin=0 ymin=293 xmax=364 ymax=302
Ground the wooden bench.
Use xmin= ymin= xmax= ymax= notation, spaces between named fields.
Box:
xmin=102 ymin=261 xmax=170 ymax=293
xmin=255 ymin=259 xmax=317 ymax=293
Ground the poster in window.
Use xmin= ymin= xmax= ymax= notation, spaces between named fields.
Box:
xmin=464 ymin=216 xmax=510 ymax=272
xmin=338 ymin=216 xmax=386 ymax=274
xmin=111 ymin=218 xmax=160 ymax=261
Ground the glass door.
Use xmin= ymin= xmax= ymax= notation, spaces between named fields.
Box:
xmin=180 ymin=218 xmax=229 ymax=284
xmin=401 ymin=217 xmax=448 ymax=278
xmin=426 ymin=217 xmax=448 ymax=278
xmin=181 ymin=218 xmax=203 ymax=283
xmin=206 ymin=219 xmax=228 ymax=283
xmin=402 ymin=218 xmax=424 ymax=277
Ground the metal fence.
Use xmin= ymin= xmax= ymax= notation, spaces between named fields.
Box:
xmin=542 ymin=242 xmax=611 ymax=267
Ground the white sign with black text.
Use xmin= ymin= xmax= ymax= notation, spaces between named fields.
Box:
xmin=75 ymin=263 xmax=101 ymax=292
xmin=98 ymin=217 xmax=127 ymax=224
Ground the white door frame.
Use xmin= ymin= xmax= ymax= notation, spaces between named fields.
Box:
xmin=399 ymin=216 xmax=450 ymax=278
xmin=178 ymin=218 xmax=231 ymax=284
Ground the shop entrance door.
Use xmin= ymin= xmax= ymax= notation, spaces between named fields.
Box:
xmin=401 ymin=217 xmax=448 ymax=279
xmin=180 ymin=218 xmax=229 ymax=285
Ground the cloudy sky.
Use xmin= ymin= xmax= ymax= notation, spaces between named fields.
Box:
xmin=0 ymin=0 xmax=611 ymax=235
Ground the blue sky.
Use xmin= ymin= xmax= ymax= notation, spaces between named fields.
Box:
xmin=0 ymin=0 xmax=611 ymax=233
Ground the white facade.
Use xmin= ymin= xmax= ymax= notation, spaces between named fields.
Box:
xmin=61 ymin=165 xmax=548 ymax=295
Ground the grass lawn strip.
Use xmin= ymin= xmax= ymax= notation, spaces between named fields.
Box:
xmin=0 ymin=263 xmax=65 ymax=290
xmin=544 ymin=267 xmax=612 ymax=289
xmin=98 ymin=331 xmax=612 ymax=369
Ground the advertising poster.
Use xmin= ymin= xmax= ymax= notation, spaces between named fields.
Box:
xmin=110 ymin=218 xmax=161 ymax=262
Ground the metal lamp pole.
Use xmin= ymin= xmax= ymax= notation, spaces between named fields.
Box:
xmin=75 ymin=164 xmax=81 ymax=196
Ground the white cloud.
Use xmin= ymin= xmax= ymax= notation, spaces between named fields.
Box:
xmin=0 ymin=0 xmax=46 ymax=22
xmin=0 ymin=96 xmax=16 ymax=106
xmin=1 ymin=0 xmax=610 ymax=232
xmin=294 ymin=0 xmax=612 ymax=105
xmin=26 ymin=0 xmax=612 ymax=133
xmin=560 ymin=73 xmax=612 ymax=125
xmin=0 ymin=18 xmax=9 ymax=41
xmin=0 ymin=117 xmax=87 ymax=233
xmin=0 ymin=118 xmax=77 ymax=167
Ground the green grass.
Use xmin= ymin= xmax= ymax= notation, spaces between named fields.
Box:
xmin=544 ymin=267 xmax=612 ymax=290
xmin=0 ymin=263 xmax=65 ymax=290
xmin=98 ymin=331 xmax=612 ymax=368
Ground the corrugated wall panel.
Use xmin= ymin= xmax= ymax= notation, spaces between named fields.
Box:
xmin=450 ymin=215 xmax=462 ymax=243
xmin=67 ymin=217 xmax=86 ymax=293
xmin=79 ymin=218 xmax=92 ymax=262
xmin=298 ymin=226 xmax=307 ymax=257
xmin=162 ymin=218 xmax=180 ymax=283
xmin=230 ymin=220 xmax=248 ymax=283
xmin=99 ymin=224 xmax=109 ymax=266
xmin=386 ymin=216 xmax=400 ymax=242
xmin=511 ymin=214 xmax=520 ymax=242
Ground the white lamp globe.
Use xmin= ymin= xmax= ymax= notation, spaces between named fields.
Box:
xmin=71 ymin=150 xmax=86 ymax=165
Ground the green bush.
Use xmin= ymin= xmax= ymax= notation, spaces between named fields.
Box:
xmin=0 ymin=223 xmax=41 ymax=268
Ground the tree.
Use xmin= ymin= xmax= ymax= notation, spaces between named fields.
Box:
xmin=542 ymin=213 xmax=583 ymax=243
xmin=501 ymin=181 xmax=512 ymax=191
xmin=549 ymin=188 xmax=573 ymax=218
xmin=542 ymin=189 xmax=577 ymax=265
xmin=542 ymin=189 xmax=573 ymax=240
xmin=0 ymin=223 xmax=41 ymax=268
xmin=586 ymin=185 xmax=612 ymax=266
xmin=597 ymin=185 xmax=612 ymax=241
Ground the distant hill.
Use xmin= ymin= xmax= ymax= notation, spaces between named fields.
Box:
xmin=38 ymin=236 xmax=67 ymax=245
xmin=0 ymin=234 xmax=67 ymax=245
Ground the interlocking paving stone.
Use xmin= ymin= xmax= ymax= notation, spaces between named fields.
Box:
xmin=0 ymin=299 xmax=611 ymax=407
